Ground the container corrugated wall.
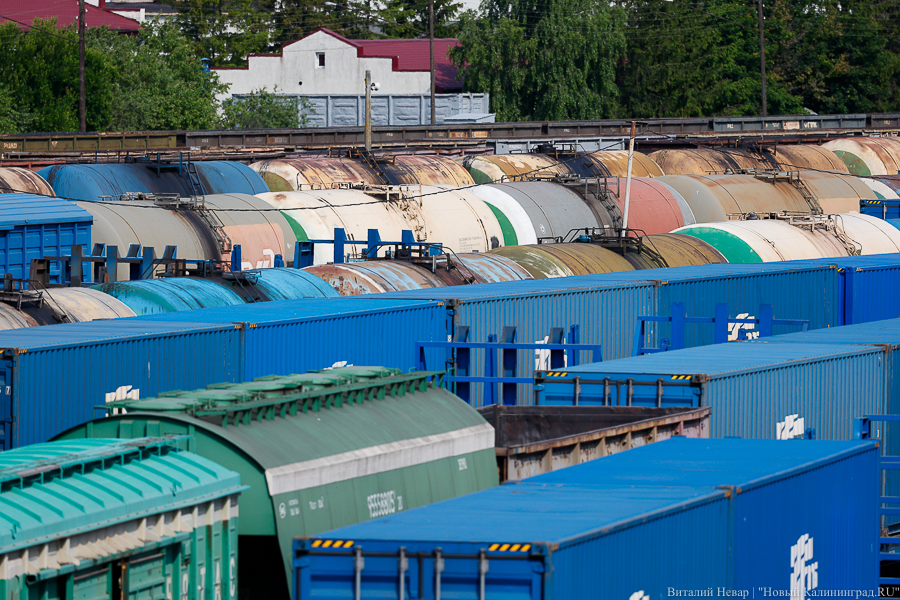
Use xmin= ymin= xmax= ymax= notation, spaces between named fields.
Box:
xmin=705 ymin=344 xmax=886 ymax=439
xmin=133 ymin=298 xmax=449 ymax=380
xmin=0 ymin=320 xmax=242 ymax=448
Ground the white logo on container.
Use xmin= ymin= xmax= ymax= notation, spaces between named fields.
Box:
xmin=105 ymin=385 xmax=139 ymax=403
xmin=790 ymin=534 xmax=818 ymax=599
xmin=777 ymin=414 xmax=806 ymax=440
xmin=728 ymin=313 xmax=759 ymax=341
xmin=629 ymin=592 xmax=649 ymax=600
xmin=534 ymin=336 xmax=567 ymax=371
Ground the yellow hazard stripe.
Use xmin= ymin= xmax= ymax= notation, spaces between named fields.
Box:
xmin=670 ymin=375 xmax=691 ymax=380
xmin=545 ymin=372 xmax=569 ymax=377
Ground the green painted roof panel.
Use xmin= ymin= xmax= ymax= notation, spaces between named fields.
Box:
xmin=104 ymin=368 xmax=489 ymax=470
xmin=0 ymin=437 xmax=243 ymax=552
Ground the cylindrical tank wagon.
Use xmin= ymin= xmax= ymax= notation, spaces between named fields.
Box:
xmin=823 ymin=137 xmax=900 ymax=176
xmin=649 ymin=145 xmax=849 ymax=175
xmin=251 ymin=155 xmax=474 ymax=191
xmin=0 ymin=167 xmax=55 ymax=196
xmin=460 ymin=150 xmax=663 ymax=184
xmin=675 ymin=213 xmax=900 ymax=262
xmin=37 ymin=161 xmax=270 ymax=200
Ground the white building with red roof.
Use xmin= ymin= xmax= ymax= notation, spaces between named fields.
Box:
xmin=212 ymin=27 xmax=490 ymax=126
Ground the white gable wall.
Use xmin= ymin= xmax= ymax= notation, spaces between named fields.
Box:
xmin=214 ymin=30 xmax=432 ymax=102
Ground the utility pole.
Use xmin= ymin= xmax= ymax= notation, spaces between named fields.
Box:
xmin=757 ymin=0 xmax=767 ymax=117
xmin=365 ymin=70 xmax=372 ymax=153
xmin=429 ymin=0 xmax=435 ymax=125
xmin=78 ymin=0 xmax=86 ymax=132
xmin=621 ymin=121 xmax=636 ymax=237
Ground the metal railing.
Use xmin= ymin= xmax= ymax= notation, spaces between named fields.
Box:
xmin=855 ymin=415 xmax=900 ymax=586
xmin=416 ymin=325 xmax=602 ymax=406
xmin=633 ymin=302 xmax=810 ymax=356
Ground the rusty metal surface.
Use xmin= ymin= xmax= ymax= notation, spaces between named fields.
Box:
xmin=250 ymin=158 xmax=381 ymax=191
xmin=658 ymin=174 xmax=823 ymax=222
xmin=303 ymin=261 xmax=446 ymax=295
xmin=476 ymin=405 xmax=710 ymax=481
xmin=462 ymin=154 xmax=571 ymax=184
xmin=649 ymin=146 xmax=848 ymax=175
xmin=586 ymin=150 xmax=665 ymax=177
xmin=620 ymin=233 xmax=727 ymax=269
xmin=488 ymin=243 xmax=636 ymax=279
xmin=455 ymin=253 xmax=532 ymax=283
xmin=0 ymin=167 xmax=55 ymax=196
xmin=0 ymin=303 xmax=38 ymax=330
xmin=797 ymin=171 xmax=877 ymax=213
xmin=771 ymin=145 xmax=849 ymax=172
xmin=823 ymin=137 xmax=900 ymax=175
xmin=203 ymin=193 xmax=294 ymax=269
xmin=380 ymin=155 xmax=475 ymax=186
xmin=39 ymin=287 xmax=136 ymax=322
xmin=585 ymin=177 xmax=687 ymax=235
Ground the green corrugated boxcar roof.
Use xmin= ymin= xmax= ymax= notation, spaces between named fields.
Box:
xmin=101 ymin=366 xmax=486 ymax=470
xmin=0 ymin=437 xmax=244 ymax=553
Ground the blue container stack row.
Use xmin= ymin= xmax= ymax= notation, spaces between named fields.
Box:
xmin=7 ymin=156 xmax=900 ymax=598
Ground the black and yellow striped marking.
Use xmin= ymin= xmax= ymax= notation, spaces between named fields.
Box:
xmin=670 ymin=375 xmax=691 ymax=380
xmin=544 ymin=372 xmax=569 ymax=378
xmin=488 ymin=543 xmax=532 ymax=552
xmin=864 ymin=200 xmax=882 ymax=205
xmin=311 ymin=539 xmax=355 ymax=548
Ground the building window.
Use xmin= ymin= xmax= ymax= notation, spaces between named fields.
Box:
xmin=316 ymin=53 xmax=325 ymax=68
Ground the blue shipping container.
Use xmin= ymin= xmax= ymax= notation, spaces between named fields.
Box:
xmin=131 ymin=297 xmax=449 ymax=380
xmin=0 ymin=319 xmax=242 ymax=449
xmin=0 ymin=193 xmax=92 ymax=283
xmin=293 ymin=438 xmax=878 ymax=599
xmin=535 ymin=341 xmax=890 ymax=443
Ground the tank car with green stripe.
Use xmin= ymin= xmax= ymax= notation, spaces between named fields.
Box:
xmin=55 ymin=366 xmax=499 ymax=598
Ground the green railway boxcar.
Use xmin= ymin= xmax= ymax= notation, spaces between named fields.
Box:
xmin=0 ymin=437 xmax=244 ymax=600
xmin=55 ymin=366 xmax=499 ymax=598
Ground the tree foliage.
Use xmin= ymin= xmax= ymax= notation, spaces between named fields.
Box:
xmin=219 ymin=87 xmax=314 ymax=129
xmin=0 ymin=19 xmax=115 ymax=132
xmin=450 ymin=0 xmax=625 ymax=121
xmin=90 ymin=21 xmax=227 ymax=130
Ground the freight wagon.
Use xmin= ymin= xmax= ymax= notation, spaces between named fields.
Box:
xmin=55 ymin=367 xmax=499 ymax=598
xmin=292 ymin=438 xmax=878 ymax=599
xmin=0 ymin=437 xmax=245 ymax=600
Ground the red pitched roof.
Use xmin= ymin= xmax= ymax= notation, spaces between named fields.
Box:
xmin=355 ymin=38 xmax=462 ymax=91
xmin=217 ymin=28 xmax=463 ymax=92
xmin=0 ymin=0 xmax=141 ymax=32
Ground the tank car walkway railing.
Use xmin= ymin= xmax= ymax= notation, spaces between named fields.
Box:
xmin=854 ymin=415 xmax=900 ymax=586
xmin=293 ymin=227 xmax=442 ymax=267
xmin=415 ymin=325 xmax=602 ymax=407
xmin=633 ymin=302 xmax=810 ymax=356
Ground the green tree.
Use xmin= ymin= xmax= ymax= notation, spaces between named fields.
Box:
xmin=379 ymin=0 xmax=462 ymax=38
xmin=0 ymin=19 xmax=115 ymax=132
xmin=0 ymin=86 xmax=32 ymax=135
xmin=171 ymin=0 xmax=273 ymax=65
xmin=219 ymin=87 xmax=314 ymax=129
xmin=90 ymin=21 xmax=228 ymax=130
xmin=450 ymin=0 xmax=625 ymax=121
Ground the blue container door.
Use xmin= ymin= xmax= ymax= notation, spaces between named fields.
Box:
xmin=0 ymin=360 xmax=12 ymax=450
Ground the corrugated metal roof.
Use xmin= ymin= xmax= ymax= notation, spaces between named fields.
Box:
xmin=322 ymin=438 xmax=874 ymax=543
xmin=356 ymin=39 xmax=462 ymax=90
xmin=130 ymin=297 xmax=443 ymax=324
xmin=562 ymin=340 xmax=883 ymax=377
xmin=0 ymin=437 xmax=242 ymax=552
xmin=0 ymin=0 xmax=141 ymax=31
xmin=767 ymin=317 xmax=900 ymax=345
xmin=0 ymin=319 xmax=237 ymax=351
xmin=0 ymin=193 xmax=92 ymax=226
xmin=106 ymin=367 xmax=487 ymax=470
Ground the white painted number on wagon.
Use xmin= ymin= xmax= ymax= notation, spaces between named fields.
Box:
xmin=458 ymin=457 xmax=468 ymax=470
xmin=278 ymin=502 xmax=286 ymax=519
xmin=367 ymin=491 xmax=401 ymax=518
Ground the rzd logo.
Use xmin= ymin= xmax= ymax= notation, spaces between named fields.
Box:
xmin=728 ymin=313 xmax=759 ymax=341
xmin=777 ymin=414 xmax=805 ymax=440
xmin=790 ymin=534 xmax=818 ymax=599
xmin=629 ymin=592 xmax=649 ymax=600
xmin=105 ymin=385 xmax=139 ymax=415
